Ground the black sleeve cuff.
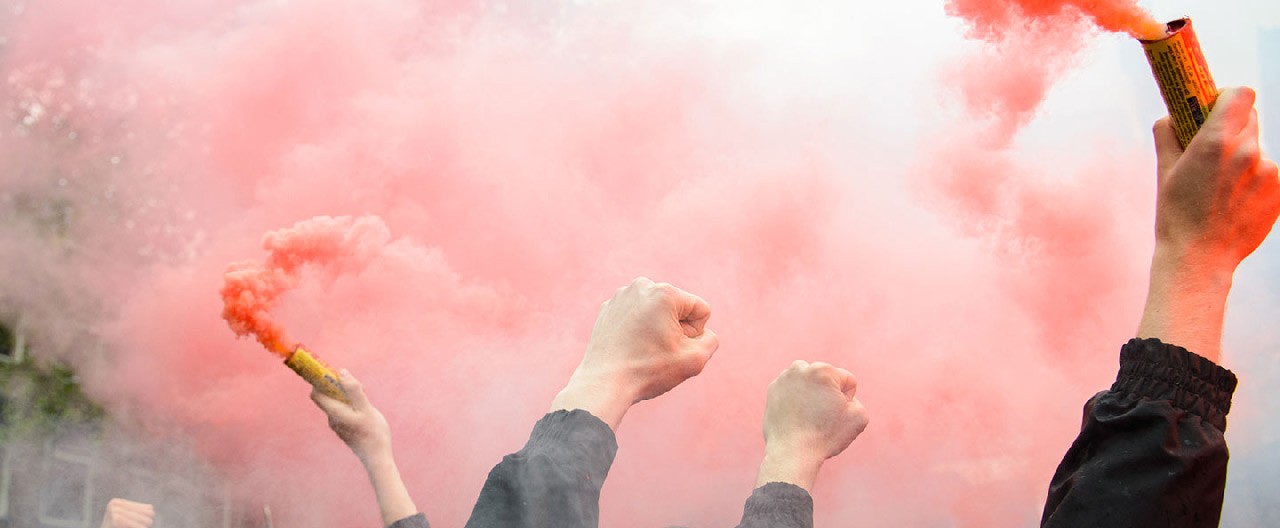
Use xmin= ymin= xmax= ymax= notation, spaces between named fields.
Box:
xmin=524 ymin=409 xmax=619 ymax=483
xmin=387 ymin=513 xmax=429 ymax=528
xmin=1113 ymin=338 xmax=1238 ymax=431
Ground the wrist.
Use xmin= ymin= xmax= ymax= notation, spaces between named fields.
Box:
xmin=1138 ymin=242 xmax=1235 ymax=364
xmin=757 ymin=444 xmax=825 ymax=492
xmin=1150 ymin=241 xmax=1237 ymax=288
xmin=357 ymin=442 xmax=396 ymax=470
xmin=550 ymin=373 xmax=634 ymax=431
xmin=359 ymin=449 xmax=418 ymax=527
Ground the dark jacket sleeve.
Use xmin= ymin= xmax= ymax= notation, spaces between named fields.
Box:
xmin=1041 ymin=338 xmax=1237 ymax=528
xmin=388 ymin=513 xmax=430 ymax=528
xmin=734 ymin=482 xmax=814 ymax=528
xmin=465 ymin=409 xmax=619 ymax=528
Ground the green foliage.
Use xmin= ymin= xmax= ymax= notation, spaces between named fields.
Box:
xmin=0 ymin=354 xmax=105 ymax=442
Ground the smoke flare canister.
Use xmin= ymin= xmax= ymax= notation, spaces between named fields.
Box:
xmin=1141 ymin=18 xmax=1217 ymax=148
xmin=284 ymin=345 xmax=350 ymax=403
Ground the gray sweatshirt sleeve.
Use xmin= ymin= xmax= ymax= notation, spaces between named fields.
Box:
xmin=735 ymin=482 xmax=814 ymax=528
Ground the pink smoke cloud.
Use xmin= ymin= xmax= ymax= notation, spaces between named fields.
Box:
xmin=0 ymin=0 xmax=1246 ymax=526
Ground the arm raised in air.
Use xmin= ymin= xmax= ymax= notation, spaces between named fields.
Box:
xmin=465 ymin=277 xmax=720 ymax=528
xmin=736 ymin=361 xmax=870 ymax=528
xmin=1042 ymin=86 xmax=1280 ymax=527
xmin=312 ymin=371 xmax=424 ymax=528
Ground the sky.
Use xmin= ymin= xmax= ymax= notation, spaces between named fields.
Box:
xmin=0 ymin=0 xmax=1278 ymax=526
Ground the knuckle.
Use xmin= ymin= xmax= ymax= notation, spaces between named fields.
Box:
xmin=651 ymin=282 xmax=677 ymax=300
xmin=1195 ymin=132 xmax=1229 ymax=154
xmin=1236 ymin=144 xmax=1261 ymax=166
xmin=704 ymin=334 xmax=720 ymax=353
xmin=1260 ymin=160 xmax=1279 ymax=178
xmin=686 ymin=357 xmax=708 ymax=377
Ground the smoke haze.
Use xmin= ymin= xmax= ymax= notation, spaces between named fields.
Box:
xmin=1 ymin=0 xmax=1277 ymax=526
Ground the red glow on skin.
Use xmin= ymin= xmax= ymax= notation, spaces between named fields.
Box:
xmin=0 ymin=0 xmax=1183 ymax=526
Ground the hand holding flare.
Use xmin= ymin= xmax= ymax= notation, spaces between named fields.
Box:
xmin=221 ymin=216 xmax=389 ymax=401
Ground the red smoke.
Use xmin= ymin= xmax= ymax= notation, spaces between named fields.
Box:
xmin=947 ymin=0 xmax=1167 ymax=40
xmin=1 ymin=0 xmax=1260 ymax=527
xmin=221 ymin=216 xmax=391 ymax=357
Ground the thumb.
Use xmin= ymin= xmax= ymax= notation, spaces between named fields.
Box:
xmin=337 ymin=369 xmax=372 ymax=410
xmin=1153 ymin=116 xmax=1183 ymax=176
xmin=833 ymin=367 xmax=858 ymax=398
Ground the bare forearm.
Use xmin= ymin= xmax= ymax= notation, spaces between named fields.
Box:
xmin=1136 ymin=244 xmax=1235 ymax=364
xmin=549 ymin=375 xmax=633 ymax=432
xmin=755 ymin=448 xmax=823 ymax=493
xmin=362 ymin=451 xmax=418 ymax=527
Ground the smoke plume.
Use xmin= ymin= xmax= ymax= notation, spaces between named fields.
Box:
xmin=0 ymin=0 xmax=1275 ymax=526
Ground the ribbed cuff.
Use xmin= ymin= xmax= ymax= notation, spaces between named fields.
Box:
xmin=1113 ymin=338 xmax=1238 ymax=431
xmin=524 ymin=410 xmax=619 ymax=484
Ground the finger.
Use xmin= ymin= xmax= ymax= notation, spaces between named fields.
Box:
xmin=1260 ymin=158 xmax=1279 ymax=181
xmin=1203 ymin=86 xmax=1256 ymax=137
xmin=667 ymin=285 xmax=712 ymax=336
xmin=118 ymin=500 xmax=154 ymax=515
xmin=847 ymin=397 xmax=870 ymax=434
xmin=1237 ymin=108 xmax=1261 ymax=154
xmin=1153 ymin=116 xmax=1183 ymax=176
xmin=120 ymin=505 xmax=155 ymax=520
xmin=684 ymin=328 xmax=719 ymax=376
xmin=834 ymin=367 xmax=858 ymax=397
xmin=111 ymin=519 xmax=148 ymax=528
xmin=1234 ymin=112 xmax=1262 ymax=173
xmin=337 ymin=369 xmax=372 ymax=411
xmin=115 ymin=509 xmax=154 ymax=525
xmin=107 ymin=511 xmax=148 ymax=528
xmin=311 ymin=387 xmax=352 ymax=417
xmin=110 ymin=500 xmax=154 ymax=515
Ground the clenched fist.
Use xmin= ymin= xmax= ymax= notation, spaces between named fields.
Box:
xmin=1153 ymin=87 xmax=1280 ymax=268
xmin=552 ymin=277 xmax=720 ymax=430
xmin=757 ymin=361 xmax=869 ymax=491
xmin=100 ymin=499 xmax=154 ymax=528
xmin=311 ymin=370 xmax=392 ymax=464
xmin=1139 ymin=87 xmax=1280 ymax=361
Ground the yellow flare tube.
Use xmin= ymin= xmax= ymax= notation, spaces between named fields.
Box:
xmin=1141 ymin=18 xmax=1217 ymax=149
xmin=284 ymin=345 xmax=350 ymax=404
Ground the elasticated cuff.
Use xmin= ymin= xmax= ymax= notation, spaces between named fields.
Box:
xmin=1113 ymin=338 xmax=1238 ymax=431
xmin=523 ymin=409 xmax=619 ymax=483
